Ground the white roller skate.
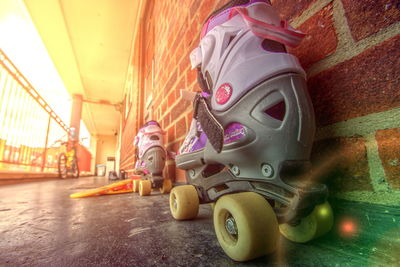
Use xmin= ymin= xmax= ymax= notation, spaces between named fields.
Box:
xmin=169 ymin=0 xmax=333 ymax=261
xmin=133 ymin=121 xmax=172 ymax=196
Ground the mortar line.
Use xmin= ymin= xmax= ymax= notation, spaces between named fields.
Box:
xmin=364 ymin=132 xmax=391 ymax=192
xmin=315 ymin=108 xmax=400 ymax=140
xmin=331 ymin=0 xmax=355 ymax=49
xmin=291 ymin=0 xmax=333 ymax=28
xmin=308 ymin=20 xmax=400 ymax=77
xmin=334 ymin=190 xmax=400 ymax=205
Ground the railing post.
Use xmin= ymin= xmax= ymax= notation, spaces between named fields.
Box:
xmin=41 ymin=115 xmax=52 ymax=172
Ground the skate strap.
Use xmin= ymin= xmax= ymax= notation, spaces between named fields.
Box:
xmin=193 ymin=93 xmax=224 ymax=153
xmin=229 ymin=5 xmax=305 ymax=47
xmin=190 ymin=48 xmax=202 ymax=69
xmin=201 ymin=0 xmax=269 ymax=39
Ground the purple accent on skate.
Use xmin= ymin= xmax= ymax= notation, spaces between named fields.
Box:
xmin=201 ymin=92 xmax=211 ymax=98
xmin=189 ymin=132 xmax=208 ymax=152
xmin=143 ymin=121 xmax=160 ymax=127
xmin=224 ymin=123 xmax=246 ymax=143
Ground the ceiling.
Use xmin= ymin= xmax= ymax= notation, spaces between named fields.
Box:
xmin=22 ymin=0 xmax=144 ymax=136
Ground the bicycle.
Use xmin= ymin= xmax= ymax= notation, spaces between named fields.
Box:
xmin=58 ymin=140 xmax=79 ymax=179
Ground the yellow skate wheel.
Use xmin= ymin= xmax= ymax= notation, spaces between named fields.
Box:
xmin=213 ymin=192 xmax=279 ymax=262
xmin=160 ymin=179 xmax=172 ymax=194
xmin=139 ymin=180 xmax=152 ymax=196
xmin=279 ymin=201 xmax=333 ymax=243
xmin=169 ymin=185 xmax=199 ymax=220
xmin=133 ymin=180 xmax=140 ymax=193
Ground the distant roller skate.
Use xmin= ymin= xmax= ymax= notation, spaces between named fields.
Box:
xmin=169 ymin=0 xmax=333 ymax=262
xmin=133 ymin=121 xmax=172 ymax=196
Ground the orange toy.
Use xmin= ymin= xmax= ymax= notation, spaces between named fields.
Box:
xmin=70 ymin=176 xmax=141 ymax=198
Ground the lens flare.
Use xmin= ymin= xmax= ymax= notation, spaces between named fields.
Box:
xmin=339 ymin=217 xmax=358 ymax=238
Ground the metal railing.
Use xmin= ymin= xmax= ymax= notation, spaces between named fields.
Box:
xmin=0 ymin=49 xmax=69 ymax=172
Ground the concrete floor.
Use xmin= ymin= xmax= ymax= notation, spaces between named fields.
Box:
xmin=0 ymin=176 xmax=399 ymax=266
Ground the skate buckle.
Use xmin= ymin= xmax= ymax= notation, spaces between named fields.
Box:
xmin=225 ymin=216 xmax=238 ymax=236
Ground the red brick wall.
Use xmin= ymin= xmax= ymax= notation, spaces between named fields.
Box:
xmin=121 ymin=0 xmax=400 ymax=204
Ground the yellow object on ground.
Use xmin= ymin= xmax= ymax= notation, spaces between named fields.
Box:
xmin=70 ymin=177 xmax=140 ymax=198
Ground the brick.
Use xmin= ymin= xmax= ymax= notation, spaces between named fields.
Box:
xmin=167 ymin=126 xmax=175 ymax=143
xmin=171 ymin=100 xmax=191 ymax=120
xmin=376 ymin=128 xmax=400 ymax=189
xmin=163 ymin=114 xmax=171 ymax=129
xmin=185 ymin=16 xmax=201 ymax=47
xmin=308 ymin=35 xmax=400 ymax=126
xmin=175 ymin=116 xmax=187 ymax=138
xmin=175 ymin=168 xmax=187 ymax=183
xmin=162 ymin=101 xmax=167 ymax=114
xmin=271 ymin=0 xmax=318 ymax=21
xmin=165 ymin=164 xmax=176 ymax=182
xmin=214 ymin=0 xmax=231 ymax=10
xmin=175 ymin=76 xmax=186 ymax=99
xmin=167 ymin=91 xmax=175 ymax=107
xmin=171 ymin=25 xmax=186 ymax=55
xmin=311 ymin=136 xmax=372 ymax=192
xmin=179 ymin=54 xmax=191 ymax=79
xmin=164 ymin=71 xmax=177 ymax=94
xmin=342 ymin=0 xmax=400 ymax=41
xmin=186 ymin=67 xmax=197 ymax=86
xmin=190 ymin=0 xmax=202 ymax=19
xmin=154 ymin=95 xmax=162 ymax=109
xmin=199 ymin=0 xmax=217 ymax=24
xmin=186 ymin=111 xmax=193 ymax=128
xmin=289 ymin=4 xmax=337 ymax=68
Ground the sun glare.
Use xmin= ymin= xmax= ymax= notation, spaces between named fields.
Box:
xmin=0 ymin=0 xmax=90 ymax=147
xmin=0 ymin=0 xmax=71 ymax=124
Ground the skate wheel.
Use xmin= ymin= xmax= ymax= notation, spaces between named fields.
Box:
xmin=133 ymin=180 xmax=140 ymax=193
xmin=279 ymin=201 xmax=333 ymax=243
xmin=160 ymin=179 xmax=172 ymax=194
xmin=139 ymin=180 xmax=152 ymax=196
xmin=213 ymin=192 xmax=278 ymax=262
xmin=169 ymin=185 xmax=199 ymax=220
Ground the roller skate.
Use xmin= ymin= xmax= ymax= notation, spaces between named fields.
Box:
xmin=133 ymin=121 xmax=172 ymax=196
xmin=169 ymin=0 xmax=333 ymax=262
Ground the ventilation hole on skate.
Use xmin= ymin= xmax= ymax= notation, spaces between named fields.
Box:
xmin=202 ymin=164 xmax=225 ymax=178
xmin=227 ymin=35 xmax=236 ymax=48
xmin=262 ymin=39 xmax=286 ymax=53
xmin=150 ymin=135 xmax=159 ymax=140
xmin=214 ymin=183 xmax=229 ymax=192
xmin=264 ymin=101 xmax=286 ymax=121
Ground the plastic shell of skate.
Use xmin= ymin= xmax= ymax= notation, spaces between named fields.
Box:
xmin=170 ymin=0 xmax=334 ymax=262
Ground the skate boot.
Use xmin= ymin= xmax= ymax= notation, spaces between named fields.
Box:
xmin=169 ymin=0 xmax=333 ymax=262
xmin=133 ymin=121 xmax=172 ymax=196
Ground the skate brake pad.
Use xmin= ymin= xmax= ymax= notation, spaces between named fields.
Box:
xmin=194 ymin=94 xmax=224 ymax=153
